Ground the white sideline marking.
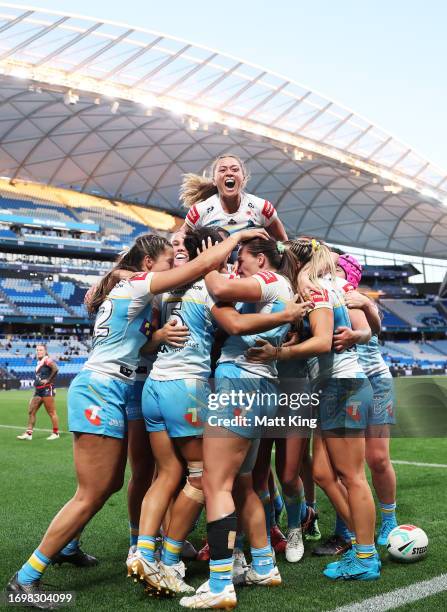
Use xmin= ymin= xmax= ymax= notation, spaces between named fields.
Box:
xmin=332 ymin=573 xmax=447 ymax=611
xmin=392 ymin=459 xmax=447 ymax=469
xmin=0 ymin=424 xmax=68 ymax=434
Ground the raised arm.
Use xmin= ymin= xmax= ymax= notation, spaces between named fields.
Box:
xmin=267 ymin=216 xmax=288 ymax=240
xmin=344 ymin=290 xmax=381 ymax=335
xmin=205 ymin=272 xmax=263 ymax=302
xmin=150 ymin=228 xmax=268 ymax=295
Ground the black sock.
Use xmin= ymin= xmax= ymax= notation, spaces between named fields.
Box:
xmin=207 ymin=512 xmax=237 ymax=560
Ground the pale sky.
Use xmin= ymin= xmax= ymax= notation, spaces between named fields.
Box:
xmin=7 ymin=0 xmax=447 ymax=170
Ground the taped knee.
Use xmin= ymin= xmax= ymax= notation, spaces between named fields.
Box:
xmin=183 ymin=480 xmax=205 ymax=504
xmin=187 ymin=461 xmax=203 ymax=479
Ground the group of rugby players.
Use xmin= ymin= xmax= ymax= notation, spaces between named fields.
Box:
xmin=7 ymin=155 xmax=398 ymax=610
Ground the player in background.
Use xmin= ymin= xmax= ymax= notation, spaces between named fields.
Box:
xmin=7 ymin=229 xmax=265 ymax=607
xmin=17 ymin=344 xmax=60 ymax=441
xmin=330 ymin=253 xmax=398 ymax=547
xmin=247 ymin=238 xmax=381 ymax=582
xmin=180 ymin=154 xmax=288 ymax=240
xmin=180 ymin=238 xmax=309 ymax=610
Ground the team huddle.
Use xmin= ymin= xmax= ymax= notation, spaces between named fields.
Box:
xmin=8 ymin=156 xmax=398 ymax=610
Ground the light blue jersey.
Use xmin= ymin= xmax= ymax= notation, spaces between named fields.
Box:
xmin=357 ymin=334 xmax=391 ymax=378
xmin=84 ymin=272 xmax=155 ymax=383
xmin=150 ymin=279 xmax=216 ymax=381
xmin=218 ymin=271 xmax=293 ymax=379
xmin=307 ymin=276 xmax=364 ymax=382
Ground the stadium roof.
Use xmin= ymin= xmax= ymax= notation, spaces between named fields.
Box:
xmin=0 ymin=3 xmax=446 ymax=258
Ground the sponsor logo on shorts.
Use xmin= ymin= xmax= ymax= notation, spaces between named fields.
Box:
xmin=184 ymin=407 xmax=203 ymax=427
xmin=108 ymin=418 xmax=124 ymax=428
xmin=346 ymin=402 xmax=361 ymax=421
xmin=85 ymin=405 xmax=101 ymax=426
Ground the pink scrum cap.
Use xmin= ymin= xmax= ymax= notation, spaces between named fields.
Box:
xmin=338 ymin=253 xmax=362 ymax=288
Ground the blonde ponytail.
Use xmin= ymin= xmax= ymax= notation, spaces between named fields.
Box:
xmin=286 ymin=236 xmax=336 ymax=292
xmin=179 ymin=173 xmax=218 ymax=208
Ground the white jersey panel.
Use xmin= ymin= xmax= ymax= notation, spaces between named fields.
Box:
xmin=185 ymin=192 xmax=277 ymax=234
xmin=150 ymin=279 xmax=216 ymax=381
xmin=331 ymin=278 xmax=390 ymax=378
xmin=84 ymin=272 xmax=155 ymax=382
xmin=307 ymin=277 xmax=363 ymax=382
xmin=357 ymin=334 xmax=391 ymax=378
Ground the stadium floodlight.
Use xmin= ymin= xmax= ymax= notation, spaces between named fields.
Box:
xmin=63 ymin=90 xmax=79 ymax=105
xmin=143 ymin=93 xmax=157 ymax=108
xmin=294 ymin=149 xmax=305 ymax=161
xmin=167 ymin=100 xmax=187 ymax=116
xmin=383 ymin=184 xmax=403 ymax=194
xmin=111 ymin=101 xmax=120 ymax=114
xmin=188 ymin=117 xmax=199 ymax=131
xmin=9 ymin=65 xmax=29 ymax=79
xmin=420 ymin=188 xmax=437 ymax=200
xmin=197 ymin=108 xmax=218 ymax=124
xmin=226 ymin=116 xmax=241 ymax=130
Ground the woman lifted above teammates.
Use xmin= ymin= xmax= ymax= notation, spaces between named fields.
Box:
xmin=180 ymin=154 xmax=288 ymax=240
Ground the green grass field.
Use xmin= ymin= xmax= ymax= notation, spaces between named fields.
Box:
xmin=0 ymin=380 xmax=446 ymax=611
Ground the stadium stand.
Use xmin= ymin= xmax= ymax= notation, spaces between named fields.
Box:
xmin=427 ymin=340 xmax=447 ymax=355
xmin=381 ymin=298 xmax=446 ymax=329
xmin=381 ymin=341 xmax=446 ymax=363
xmin=0 ymin=180 xmax=180 ymax=251
xmin=380 ymin=307 xmax=410 ymax=329
xmin=0 ymin=276 xmax=89 ymax=319
xmin=47 ymin=281 xmax=89 ymax=318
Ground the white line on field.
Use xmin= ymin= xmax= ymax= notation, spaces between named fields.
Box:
xmin=0 ymin=424 xmax=69 ymax=434
xmin=331 ymin=572 xmax=447 ymax=612
xmin=392 ymin=459 xmax=447 ymax=468
xmin=273 ymin=448 xmax=447 ymax=469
